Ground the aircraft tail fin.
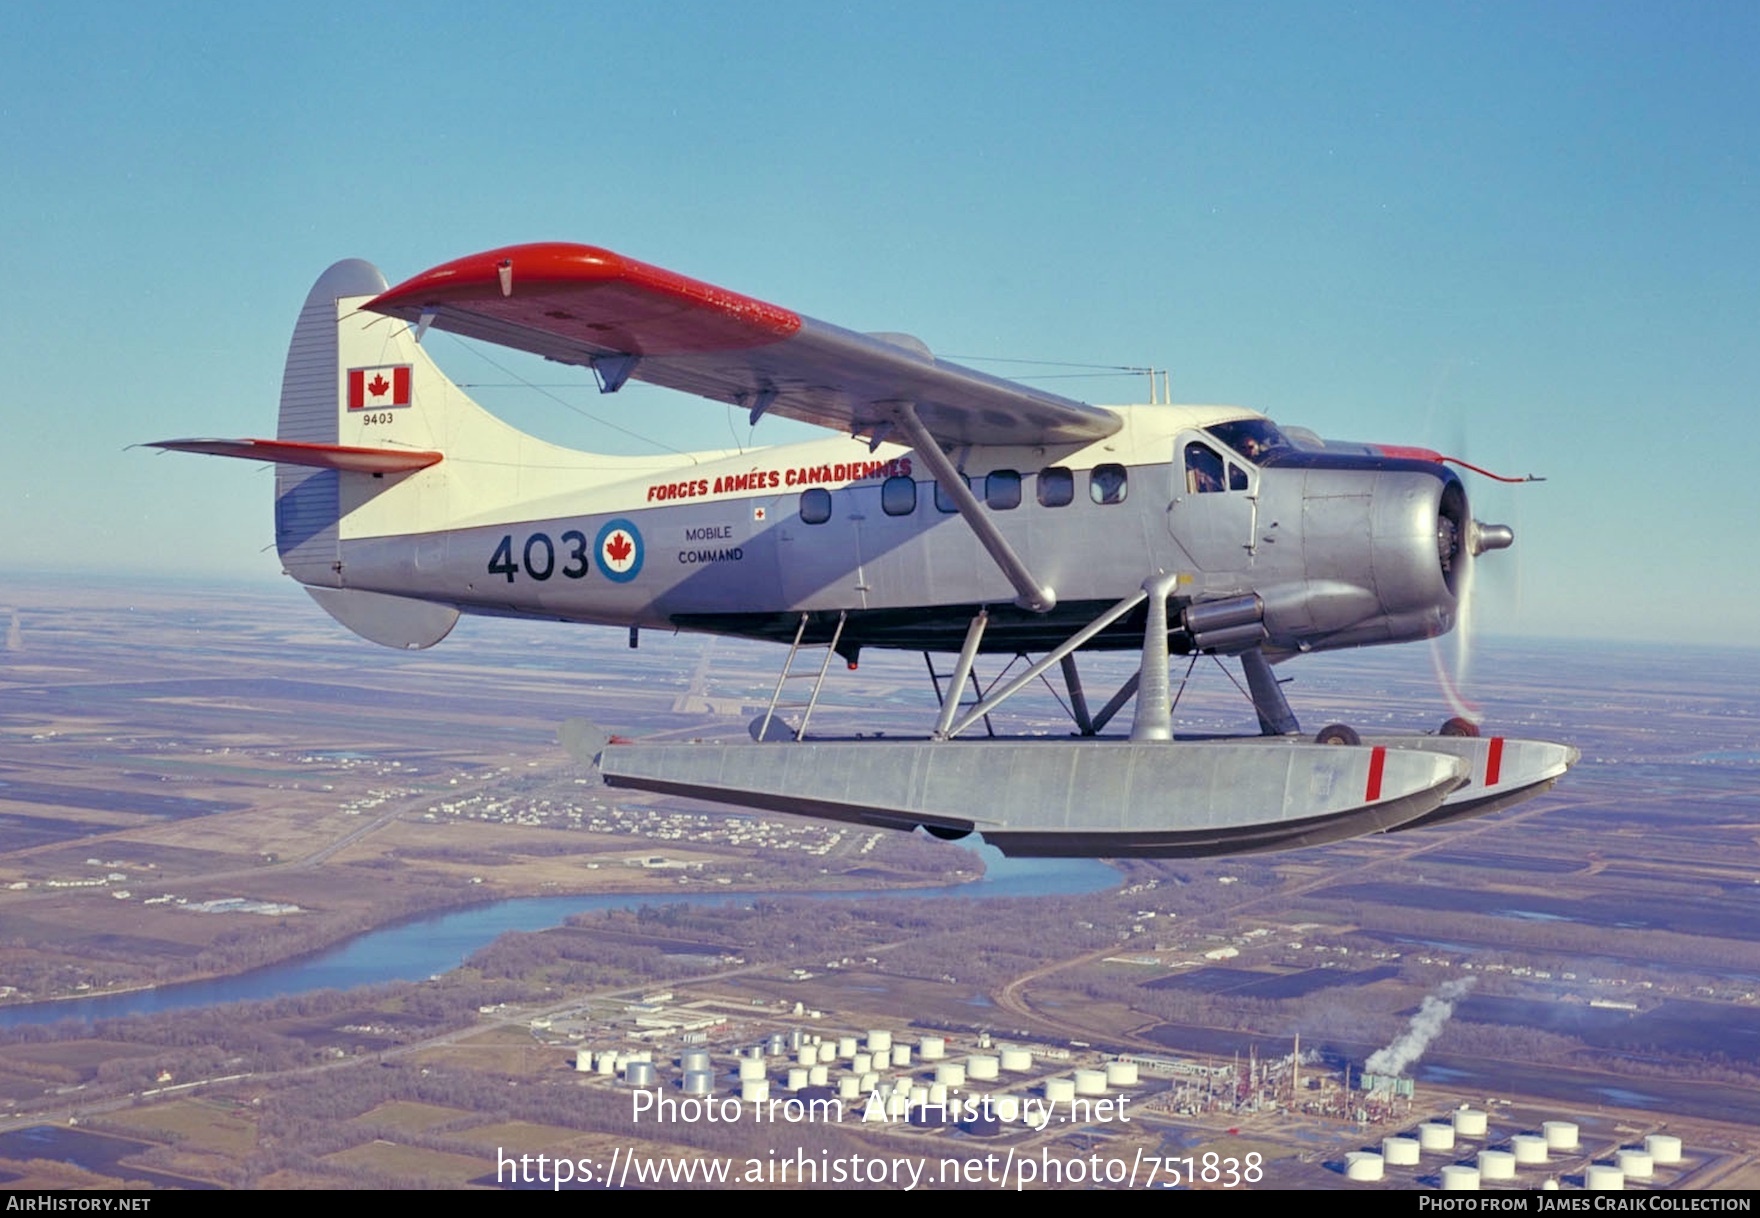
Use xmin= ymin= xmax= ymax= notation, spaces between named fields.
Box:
xmin=149 ymin=257 xmax=686 ymax=648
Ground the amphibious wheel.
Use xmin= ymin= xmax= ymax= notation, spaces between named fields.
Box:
xmin=1439 ymin=717 xmax=1481 ymax=738
xmin=1315 ymin=723 xmax=1361 ymax=747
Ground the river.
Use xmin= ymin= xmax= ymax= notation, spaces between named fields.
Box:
xmin=0 ymin=845 xmax=1117 ymax=1028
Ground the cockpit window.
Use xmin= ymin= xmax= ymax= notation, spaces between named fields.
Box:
xmin=1207 ymin=418 xmax=1293 ymax=464
xmin=1184 ymin=443 xmax=1225 ymax=494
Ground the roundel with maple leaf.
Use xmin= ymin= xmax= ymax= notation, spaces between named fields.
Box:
xmin=594 ymin=519 xmax=644 ymax=583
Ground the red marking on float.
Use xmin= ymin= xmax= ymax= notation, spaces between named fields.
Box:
xmin=1365 ymin=746 xmax=1387 ymax=802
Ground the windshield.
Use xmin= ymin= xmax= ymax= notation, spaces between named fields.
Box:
xmin=1205 ymin=418 xmax=1294 ymax=464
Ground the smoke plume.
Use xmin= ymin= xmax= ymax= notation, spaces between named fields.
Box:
xmin=1365 ymin=978 xmax=1474 ymax=1076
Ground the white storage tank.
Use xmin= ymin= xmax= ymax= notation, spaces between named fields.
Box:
xmin=928 ymin=1083 xmax=947 ymax=1106
xmin=1542 ymin=1121 xmax=1579 ymax=1151
xmin=1419 ymin=1123 xmax=1456 ymax=1152
xmin=738 ymin=1057 xmax=767 ymax=1082
xmin=574 ymin=1049 xmax=593 ymax=1072
xmin=623 ymin=1061 xmax=655 ymax=1087
xmin=994 ymin=1095 xmax=1021 ymax=1122
xmin=742 ymin=1079 xmax=770 ymax=1104
xmin=797 ymin=1047 xmax=816 ymax=1068
xmin=839 ymin=1076 xmax=860 ymax=1100
xmin=969 ymin=1055 xmax=1000 ymax=1082
xmin=1382 ymin=1137 xmax=1421 ymax=1167
xmin=808 ymin=1065 xmax=829 ymax=1087
xmin=1511 ymin=1134 xmax=1549 ymax=1164
xmin=1645 ymin=1134 xmax=1682 ymax=1164
xmin=682 ymin=1071 xmax=714 ymax=1096
xmin=1044 ymin=1077 xmax=1077 ymax=1104
xmin=1585 ymin=1163 xmax=1625 ymax=1190
xmin=1616 ymin=1149 xmax=1653 ymax=1178
xmin=868 ymin=1030 xmax=892 ymax=1053
xmin=891 ymin=1044 xmax=911 ymax=1068
xmin=1478 ymin=1149 xmax=1517 ymax=1181
xmin=681 ymin=1049 xmax=711 ymax=1074
xmin=596 ymin=1052 xmax=616 ymax=1077
xmin=859 ymin=1071 xmax=879 ymax=1093
xmin=1073 ymin=1069 xmax=1108 ymax=1096
xmin=935 ymin=1062 xmax=967 ymax=1088
xmin=853 ymin=1052 xmax=872 ymax=1074
xmin=1453 ymin=1107 xmax=1488 ymax=1138
xmin=1440 ymin=1164 xmax=1481 ymax=1191
xmin=787 ymin=1067 xmax=809 ymax=1091
xmin=1105 ymin=1060 xmax=1139 ymax=1087
xmin=1000 ymin=1047 xmax=1033 ymax=1072
xmin=1345 ymin=1151 xmax=1384 ymax=1181
xmin=920 ymin=1036 xmax=947 ymax=1061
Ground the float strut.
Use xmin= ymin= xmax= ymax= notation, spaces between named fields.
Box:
xmin=933 ymin=610 xmax=989 ymax=739
xmin=1241 ymin=646 xmax=1300 ymax=736
xmin=1130 ymin=572 xmax=1181 ymax=741
xmin=1060 ymin=655 xmax=1095 ymax=736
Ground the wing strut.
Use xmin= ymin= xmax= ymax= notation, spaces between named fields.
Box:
xmin=931 ymin=610 xmax=989 ymax=738
xmin=889 ymin=402 xmax=1057 ymax=613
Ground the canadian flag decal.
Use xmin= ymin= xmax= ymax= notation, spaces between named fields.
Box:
xmin=347 ymin=365 xmax=413 ymax=411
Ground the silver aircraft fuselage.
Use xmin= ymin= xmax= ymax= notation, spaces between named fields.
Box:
xmin=328 ymin=416 xmax=1465 ymax=664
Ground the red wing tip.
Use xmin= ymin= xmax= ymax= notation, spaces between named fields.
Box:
xmin=368 ymin=242 xmax=621 ymax=311
xmin=366 ymin=241 xmax=802 ymax=340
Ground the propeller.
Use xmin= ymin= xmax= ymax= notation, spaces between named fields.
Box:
xmin=1430 ymin=454 xmax=1529 ymax=731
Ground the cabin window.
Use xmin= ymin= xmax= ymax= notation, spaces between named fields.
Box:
xmin=935 ymin=475 xmax=972 ymax=513
xmin=1037 ymin=466 xmax=1074 ymax=508
xmin=1185 ymin=443 xmax=1225 ymax=494
xmin=1089 ymin=463 xmax=1129 ymax=505
xmin=800 ymin=487 xmax=832 ymax=524
xmin=1229 ymin=462 xmax=1248 ymax=491
xmin=985 ymin=470 xmax=1022 ymax=510
xmin=881 ymin=475 xmax=917 ymax=516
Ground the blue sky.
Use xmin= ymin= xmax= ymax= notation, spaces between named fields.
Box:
xmin=3 ymin=1 xmax=1756 ymax=646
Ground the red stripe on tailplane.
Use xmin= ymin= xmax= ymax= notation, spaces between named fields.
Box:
xmin=1486 ymin=736 xmax=1505 ymax=786
xmin=1365 ymin=746 xmax=1387 ymax=802
xmin=368 ymin=242 xmax=802 ymax=356
xmin=146 ymin=438 xmax=442 ymax=474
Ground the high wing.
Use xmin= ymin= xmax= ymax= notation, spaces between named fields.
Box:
xmin=364 ymin=242 xmax=1121 ymax=449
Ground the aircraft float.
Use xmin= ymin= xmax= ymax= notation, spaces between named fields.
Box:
xmin=151 ymin=243 xmax=1576 ymax=857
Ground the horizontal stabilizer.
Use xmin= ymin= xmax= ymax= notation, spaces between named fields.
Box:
xmin=146 ymin=437 xmax=442 ymax=474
